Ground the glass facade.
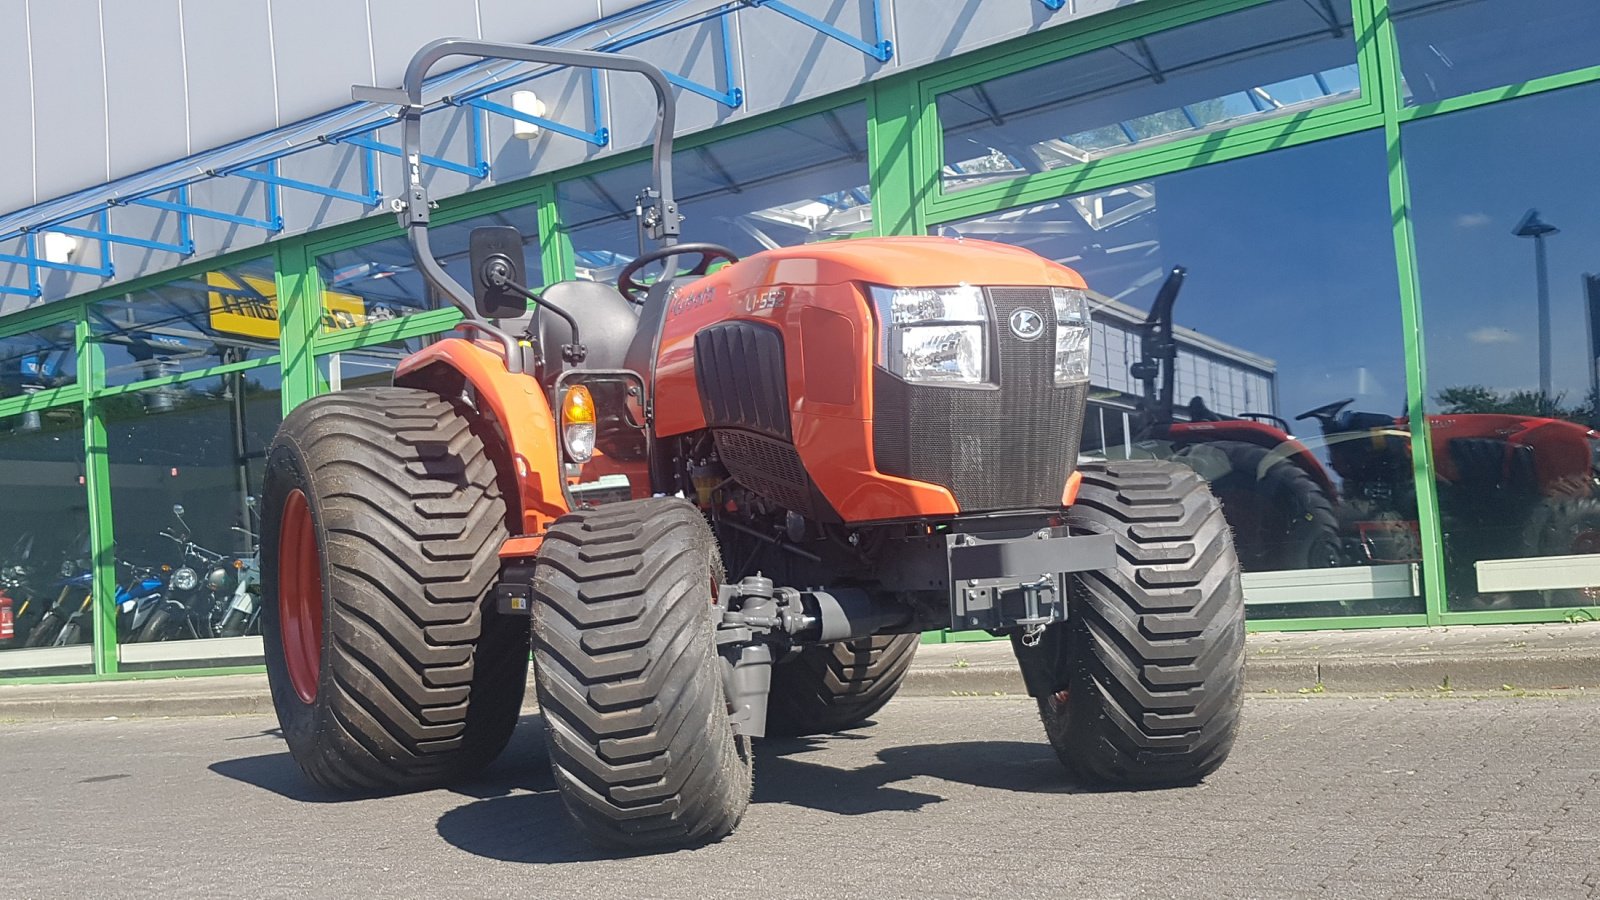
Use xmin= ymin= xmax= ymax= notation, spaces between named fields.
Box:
xmin=559 ymin=104 xmax=872 ymax=279
xmin=938 ymin=0 xmax=1360 ymax=194
xmin=4 ymin=0 xmax=1600 ymax=679
xmin=89 ymin=259 xmax=279 ymax=387
xmin=103 ymin=369 xmax=279 ymax=664
xmin=1406 ymin=80 xmax=1600 ymax=611
xmin=940 ymin=132 xmax=1421 ymax=619
xmin=1391 ymin=0 xmax=1600 ymax=106
xmin=0 ymin=402 xmax=91 ymax=674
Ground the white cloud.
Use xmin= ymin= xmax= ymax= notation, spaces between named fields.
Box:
xmin=1455 ymin=212 xmax=1493 ymax=228
xmin=1467 ymin=326 xmax=1519 ymax=345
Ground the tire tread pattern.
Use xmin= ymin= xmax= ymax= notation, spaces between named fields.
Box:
xmin=531 ymin=497 xmax=750 ymax=851
xmin=1041 ymin=459 xmax=1245 ymax=787
xmin=263 ymin=386 xmax=526 ymax=794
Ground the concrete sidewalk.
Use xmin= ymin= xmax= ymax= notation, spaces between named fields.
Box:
xmin=1 ymin=622 xmax=1596 ymax=720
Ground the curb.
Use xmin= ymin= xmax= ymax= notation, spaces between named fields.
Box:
xmin=901 ymin=654 xmax=1600 ymax=698
xmin=3 ymin=644 xmax=1597 ymax=721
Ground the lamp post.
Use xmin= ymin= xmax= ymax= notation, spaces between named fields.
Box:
xmin=1513 ymin=209 xmax=1559 ymax=401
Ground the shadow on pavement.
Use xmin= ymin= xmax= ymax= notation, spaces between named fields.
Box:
xmin=213 ymin=715 xmax=1111 ymax=864
xmin=208 ymin=714 xmax=552 ymax=804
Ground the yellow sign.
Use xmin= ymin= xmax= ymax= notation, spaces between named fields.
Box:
xmin=206 ymin=272 xmax=367 ymax=339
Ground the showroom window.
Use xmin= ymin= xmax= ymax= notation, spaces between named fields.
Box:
xmin=935 ymin=0 xmax=1360 ymax=194
xmin=558 ymin=103 xmax=872 ymax=280
xmin=314 ymin=206 xmax=544 ymax=334
xmin=1391 ymin=0 xmax=1600 ymax=106
xmin=88 ymin=258 xmax=280 ymax=388
xmin=317 ymin=335 xmax=439 ymax=392
xmin=102 ymin=366 xmax=281 ymax=667
xmin=0 ymin=400 xmax=92 ymax=674
xmin=936 ymin=131 xmax=1419 ymax=621
xmin=0 ymin=319 xmax=78 ymax=399
xmin=1406 ymin=80 xmax=1600 ymax=612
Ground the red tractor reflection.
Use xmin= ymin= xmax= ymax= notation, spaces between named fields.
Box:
xmin=1129 ymin=267 xmax=1600 ymax=607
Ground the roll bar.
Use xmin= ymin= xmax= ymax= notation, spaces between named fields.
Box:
xmin=353 ymin=39 xmax=683 ymax=372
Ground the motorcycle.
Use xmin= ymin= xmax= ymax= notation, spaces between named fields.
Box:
xmin=135 ymin=505 xmax=237 ymax=642
xmin=113 ymin=563 xmax=171 ymax=641
xmin=0 ymin=534 xmax=44 ymax=647
xmin=216 ymin=498 xmax=262 ymax=638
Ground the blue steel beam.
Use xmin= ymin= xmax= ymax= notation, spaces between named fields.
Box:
xmin=51 ymin=210 xmax=194 ymax=257
xmin=127 ymin=184 xmax=285 ymax=234
xmin=228 ymin=159 xmax=383 ymax=207
xmin=333 ymin=103 xmax=491 ymax=178
xmin=749 ymin=0 xmax=892 ymax=62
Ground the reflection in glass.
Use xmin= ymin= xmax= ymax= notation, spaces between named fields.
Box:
xmin=1407 ymin=81 xmax=1600 ymax=611
xmin=89 ymin=259 xmax=279 ymax=388
xmin=937 ymin=0 xmax=1358 ymax=193
xmin=939 ymin=132 xmax=1421 ymax=619
xmin=316 ymin=207 xmax=543 ymax=332
xmin=317 ymin=335 xmax=438 ymax=392
xmin=1392 ymin=0 xmax=1600 ymax=106
xmin=0 ymin=321 xmax=78 ymax=401
xmin=0 ymin=403 xmax=92 ymax=673
xmin=559 ymin=104 xmax=872 ymax=281
xmin=104 ymin=370 xmax=280 ymax=662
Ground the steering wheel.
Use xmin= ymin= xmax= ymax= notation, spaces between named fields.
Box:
xmin=617 ymin=242 xmax=739 ymax=303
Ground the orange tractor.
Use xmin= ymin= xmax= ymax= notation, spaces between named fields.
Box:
xmin=260 ymin=40 xmax=1246 ymax=851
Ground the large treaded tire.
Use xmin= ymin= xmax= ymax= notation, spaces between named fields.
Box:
xmin=1030 ymin=459 xmax=1245 ymax=787
xmin=531 ymin=497 xmax=751 ymax=852
xmin=260 ymin=386 xmax=528 ymax=794
xmin=1172 ymin=439 xmax=1340 ymax=572
xmin=765 ymin=633 xmax=919 ymax=737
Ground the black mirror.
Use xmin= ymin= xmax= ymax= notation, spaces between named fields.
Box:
xmin=468 ymin=226 xmax=532 ymax=319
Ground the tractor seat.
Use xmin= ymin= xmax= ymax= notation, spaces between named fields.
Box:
xmin=524 ymin=280 xmax=642 ymax=382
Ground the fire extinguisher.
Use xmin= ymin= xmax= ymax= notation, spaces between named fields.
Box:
xmin=0 ymin=591 xmax=14 ymax=642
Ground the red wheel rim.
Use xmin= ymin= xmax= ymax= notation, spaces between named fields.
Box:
xmin=280 ymin=489 xmax=324 ymax=705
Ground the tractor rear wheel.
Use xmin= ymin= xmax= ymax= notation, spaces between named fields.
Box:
xmin=531 ymin=497 xmax=751 ymax=851
xmin=260 ymin=387 xmax=528 ymax=794
xmin=1521 ymin=496 xmax=1600 ymax=607
xmin=765 ymin=633 xmax=919 ymax=737
xmin=1172 ymin=439 xmax=1340 ymax=572
xmin=1022 ymin=459 xmax=1245 ymax=787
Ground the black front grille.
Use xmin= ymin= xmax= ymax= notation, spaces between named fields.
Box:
xmin=872 ymin=287 xmax=1087 ymax=512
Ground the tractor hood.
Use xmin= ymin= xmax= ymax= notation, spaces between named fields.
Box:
xmin=725 ymin=236 xmax=1087 ymax=290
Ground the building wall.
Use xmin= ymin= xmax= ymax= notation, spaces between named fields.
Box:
xmin=0 ymin=0 xmax=1146 ymax=311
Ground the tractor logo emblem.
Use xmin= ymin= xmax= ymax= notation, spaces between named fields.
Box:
xmin=1009 ymin=307 xmax=1045 ymax=341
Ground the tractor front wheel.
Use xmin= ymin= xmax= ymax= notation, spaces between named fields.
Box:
xmin=1019 ymin=459 xmax=1245 ymax=787
xmin=765 ymin=633 xmax=919 ymax=737
xmin=531 ymin=498 xmax=751 ymax=851
xmin=261 ymin=387 xmax=528 ymax=794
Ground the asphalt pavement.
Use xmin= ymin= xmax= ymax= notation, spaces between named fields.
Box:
xmin=3 ymin=694 xmax=1598 ymax=899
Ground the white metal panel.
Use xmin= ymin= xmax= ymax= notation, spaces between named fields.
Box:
xmin=103 ymin=0 xmax=189 ymax=179
xmin=28 ymin=0 xmax=109 ymax=201
xmin=1475 ymin=554 xmax=1600 ymax=594
xmin=183 ymin=0 xmax=279 ymax=156
xmin=0 ymin=643 xmax=93 ymax=672
xmin=1241 ymin=564 xmax=1418 ymax=606
xmin=118 ymin=635 xmax=265 ymax=664
xmin=0 ymin=0 xmax=36 ymax=212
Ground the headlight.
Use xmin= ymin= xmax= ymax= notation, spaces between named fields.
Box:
xmin=206 ymin=567 xmax=229 ymax=590
xmin=171 ymin=567 xmax=199 ymax=591
xmin=1051 ymin=287 xmax=1093 ymax=385
xmin=869 ymin=284 xmax=989 ymax=385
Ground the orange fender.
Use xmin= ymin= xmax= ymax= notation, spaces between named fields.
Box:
xmin=394 ymin=337 xmax=568 ymax=536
